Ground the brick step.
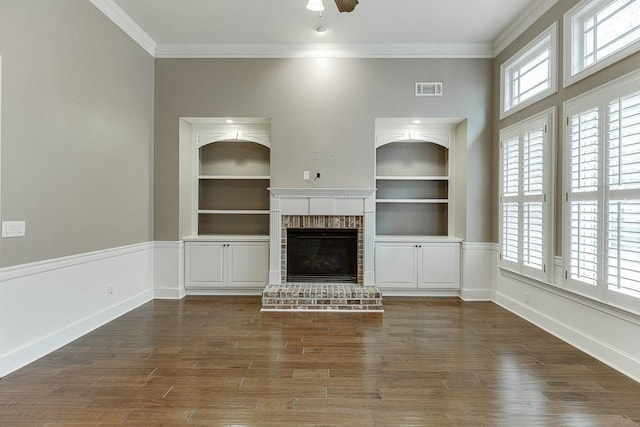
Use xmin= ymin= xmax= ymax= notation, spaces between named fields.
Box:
xmin=261 ymin=283 xmax=383 ymax=312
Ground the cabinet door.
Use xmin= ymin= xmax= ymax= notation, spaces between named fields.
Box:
xmin=417 ymin=244 xmax=460 ymax=289
xmin=375 ymin=243 xmax=417 ymax=288
xmin=228 ymin=241 xmax=269 ymax=287
xmin=185 ymin=242 xmax=225 ymax=287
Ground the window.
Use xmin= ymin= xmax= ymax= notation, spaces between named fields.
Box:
xmin=564 ymin=0 xmax=640 ymax=86
xmin=499 ymin=108 xmax=555 ymax=282
xmin=564 ymin=70 xmax=640 ymax=311
xmin=501 ymin=23 xmax=558 ymax=119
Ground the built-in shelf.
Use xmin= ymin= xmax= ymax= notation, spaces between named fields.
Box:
xmin=375 ymin=120 xmax=454 ymax=237
xmin=376 ymin=176 xmax=449 ymax=181
xmin=198 ymin=210 xmax=270 ymax=215
xmin=194 ymin=126 xmax=271 ymax=237
xmin=199 ymin=175 xmax=270 ymax=180
xmin=376 ymin=199 xmax=448 ymax=204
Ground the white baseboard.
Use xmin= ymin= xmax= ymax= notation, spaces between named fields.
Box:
xmin=0 ymin=243 xmax=154 ymax=377
xmin=186 ymin=288 xmax=265 ymax=296
xmin=495 ymin=272 xmax=640 ymax=383
xmin=459 ymin=289 xmax=494 ymax=301
xmin=380 ymin=289 xmax=460 ymax=297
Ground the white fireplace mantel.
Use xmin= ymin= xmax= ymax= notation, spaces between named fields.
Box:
xmin=269 ymin=188 xmax=376 ymax=198
xmin=268 ymin=187 xmax=376 ymax=286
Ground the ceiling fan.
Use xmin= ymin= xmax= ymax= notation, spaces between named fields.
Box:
xmin=306 ymin=0 xmax=359 ymax=13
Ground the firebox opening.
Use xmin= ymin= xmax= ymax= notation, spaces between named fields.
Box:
xmin=286 ymin=228 xmax=357 ymax=283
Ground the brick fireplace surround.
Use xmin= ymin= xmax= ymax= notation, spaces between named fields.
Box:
xmin=261 ymin=188 xmax=383 ymax=312
xmin=280 ymin=215 xmax=364 ymax=285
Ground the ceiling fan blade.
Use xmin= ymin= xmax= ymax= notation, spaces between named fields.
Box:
xmin=335 ymin=0 xmax=358 ymax=13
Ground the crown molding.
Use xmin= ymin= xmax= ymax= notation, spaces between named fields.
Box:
xmin=493 ymin=0 xmax=559 ymax=57
xmin=89 ymin=0 xmax=156 ymax=57
xmin=155 ymin=42 xmax=494 ymax=59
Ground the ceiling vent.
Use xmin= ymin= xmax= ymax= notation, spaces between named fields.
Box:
xmin=415 ymin=82 xmax=443 ymax=97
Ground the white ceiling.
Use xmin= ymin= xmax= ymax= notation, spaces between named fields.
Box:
xmin=100 ymin=0 xmax=556 ymax=58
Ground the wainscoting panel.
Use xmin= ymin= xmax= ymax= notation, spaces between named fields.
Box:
xmin=0 ymin=243 xmax=153 ymax=377
xmin=152 ymin=241 xmax=185 ymax=299
xmin=460 ymin=242 xmax=495 ymax=301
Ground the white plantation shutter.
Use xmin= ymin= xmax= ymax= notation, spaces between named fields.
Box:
xmin=567 ymin=106 xmax=600 ymax=288
xmin=564 ymin=72 xmax=640 ymax=311
xmin=501 ymin=135 xmax=520 ymax=266
xmin=570 ymin=200 xmax=599 ymax=286
xmin=503 ymin=137 xmax=519 ymax=197
xmin=523 ymin=202 xmax=544 ymax=270
xmin=499 ymin=109 xmax=553 ymax=280
xmin=522 ymin=126 xmax=546 ymax=273
xmin=502 ymin=203 xmax=519 ymax=263
xmin=607 ymin=91 xmax=640 ymax=298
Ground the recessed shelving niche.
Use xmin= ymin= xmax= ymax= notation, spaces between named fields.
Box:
xmin=375 ymin=121 xmax=454 ymax=237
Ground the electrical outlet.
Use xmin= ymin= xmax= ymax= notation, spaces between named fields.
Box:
xmin=108 ymin=285 xmax=114 ymax=295
xmin=524 ymin=292 xmax=530 ymax=304
xmin=303 ymin=170 xmax=310 ymax=180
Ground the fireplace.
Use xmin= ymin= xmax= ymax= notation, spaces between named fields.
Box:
xmin=287 ymin=228 xmax=357 ymax=283
xmin=268 ymin=188 xmax=376 ymax=286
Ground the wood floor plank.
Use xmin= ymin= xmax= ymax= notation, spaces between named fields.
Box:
xmin=1 ymin=296 xmax=639 ymax=426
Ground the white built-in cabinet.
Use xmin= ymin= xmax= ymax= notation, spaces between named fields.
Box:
xmin=185 ymin=238 xmax=269 ymax=288
xmin=375 ymin=238 xmax=460 ymax=289
xmin=374 ymin=119 xmax=461 ymax=291
xmin=184 ymin=119 xmax=271 ymax=290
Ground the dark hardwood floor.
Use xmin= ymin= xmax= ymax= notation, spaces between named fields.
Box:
xmin=1 ymin=297 xmax=639 ymax=426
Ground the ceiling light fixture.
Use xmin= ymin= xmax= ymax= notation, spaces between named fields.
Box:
xmin=306 ymin=0 xmax=324 ymax=12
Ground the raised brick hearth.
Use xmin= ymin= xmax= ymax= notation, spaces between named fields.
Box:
xmin=261 ymin=283 xmax=383 ymax=312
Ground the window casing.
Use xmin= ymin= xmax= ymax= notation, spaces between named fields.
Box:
xmin=499 ymin=108 xmax=555 ymax=282
xmin=564 ymin=0 xmax=640 ymax=87
xmin=564 ymin=70 xmax=640 ymax=313
xmin=501 ymin=23 xmax=558 ymax=119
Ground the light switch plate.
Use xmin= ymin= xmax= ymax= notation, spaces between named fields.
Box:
xmin=2 ymin=221 xmax=26 ymax=238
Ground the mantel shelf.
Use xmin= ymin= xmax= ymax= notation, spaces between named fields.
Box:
xmin=269 ymin=188 xmax=376 ymax=198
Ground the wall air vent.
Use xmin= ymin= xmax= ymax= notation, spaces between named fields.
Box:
xmin=415 ymin=82 xmax=443 ymax=97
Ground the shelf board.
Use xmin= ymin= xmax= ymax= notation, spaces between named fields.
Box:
xmin=198 ymin=175 xmax=270 ymax=180
xmin=376 ymin=199 xmax=448 ymax=204
xmin=197 ymin=209 xmax=270 ymax=215
xmin=376 ymin=175 xmax=449 ymax=181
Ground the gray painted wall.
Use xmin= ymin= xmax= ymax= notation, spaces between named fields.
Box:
xmin=155 ymin=58 xmax=493 ymax=242
xmin=0 ymin=0 xmax=154 ymax=267
xmin=492 ymin=0 xmax=640 ymax=254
